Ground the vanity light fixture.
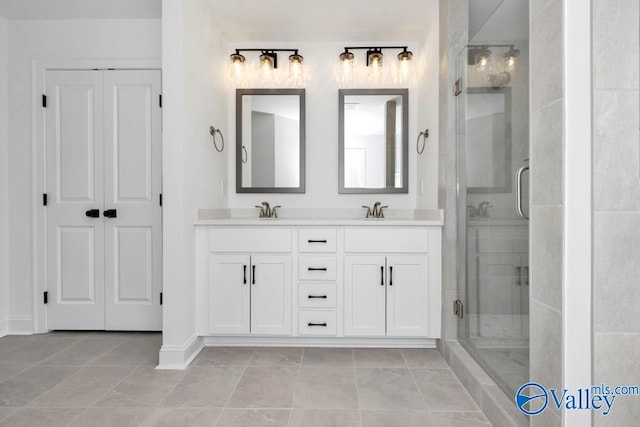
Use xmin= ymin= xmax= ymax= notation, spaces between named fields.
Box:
xmin=468 ymin=44 xmax=520 ymax=71
xmin=339 ymin=46 xmax=414 ymax=80
xmin=229 ymin=48 xmax=304 ymax=82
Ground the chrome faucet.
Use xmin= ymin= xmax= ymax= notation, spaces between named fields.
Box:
xmin=478 ymin=201 xmax=493 ymax=218
xmin=372 ymin=202 xmax=381 ymax=218
xmin=254 ymin=201 xmax=280 ymax=218
xmin=362 ymin=202 xmax=388 ymax=218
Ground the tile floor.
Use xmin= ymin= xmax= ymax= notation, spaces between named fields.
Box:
xmin=0 ymin=332 xmax=492 ymax=426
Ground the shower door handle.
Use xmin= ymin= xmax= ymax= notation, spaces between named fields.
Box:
xmin=516 ymin=165 xmax=529 ymax=219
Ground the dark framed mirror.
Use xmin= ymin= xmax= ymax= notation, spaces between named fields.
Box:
xmin=236 ymin=88 xmax=305 ymax=193
xmin=339 ymin=89 xmax=408 ymax=194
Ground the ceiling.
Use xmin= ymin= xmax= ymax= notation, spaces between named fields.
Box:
xmin=209 ymin=0 xmax=437 ymax=42
xmin=471 ymin=0 xmax=529 ymax=43
xmin=0 ymin=0 xmax=435 ymax=41
xmin=0 ymin=0 xmax=161 ymax=19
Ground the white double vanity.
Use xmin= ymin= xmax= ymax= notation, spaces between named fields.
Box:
xmin=195 ymin=214 xmax=443 ymax=348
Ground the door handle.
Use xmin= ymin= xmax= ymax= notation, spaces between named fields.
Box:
xmin=516 ymin=165 xmax=529 ymax=219
xmin=243 ymin=265 xmax=247 ymax=284
xmin=389 ymin=266 xmax=393 ymax=286
xmin=308 ymin=322 xmax=327 ymax=327
xmin=85 ymin=209 xmax=100 ymax=218
xmin=252 ymin=265 xmax=256 ymax=285
xmin=103 ymin=209 xmax=117 ymax=218
xmin=308 ymin=295 xmax=327 ymax=299
xmin=307 ymin=267 xmax=327 ymax=271
xmin=515 ymin=266 xmax=522 ymax=286
xmin=380 ymin=266 xmax=384 ymax=286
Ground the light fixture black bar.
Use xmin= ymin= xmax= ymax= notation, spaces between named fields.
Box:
xmin=467 ymin=44 xmax=516 ymax=48
xmin=343 ymin=46 xmax=409 ymax=51
xmin=235 ymin=48 xmax=299 ymax=54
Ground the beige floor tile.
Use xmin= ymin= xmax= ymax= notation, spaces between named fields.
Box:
xmin=289 ymin=409 xmax=361 ymax=427
xmin=353 ymin=349 xmax=406 ymax=368
xmin=302 ymin=348 xmax=354 ymax=367
xmin=216 ymin=408 xmax=290 ymax=426
xmin=355 ymin=368 xmax=424 ymax=410
xmin=227 ymin=367 xmax=299 ymax=408
xmin=162 ymin=366 xmax=243 ymax=407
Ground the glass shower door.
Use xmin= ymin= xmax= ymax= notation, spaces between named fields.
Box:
xmin=456 ymin=42 xmax=530 ymax=396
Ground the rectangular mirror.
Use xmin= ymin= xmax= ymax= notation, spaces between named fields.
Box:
xmin=339 ymin=89 xmax=408 ymax=194
xmin=236 ymin=89 xmax=305 ymax=193
xmin=465 ymin=87 xmax=512 ymax=193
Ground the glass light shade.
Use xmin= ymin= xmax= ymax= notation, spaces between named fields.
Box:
xmin=339 ymin=51 xmax=355 ymax=82
xmin=289 ymin=53 xmax=304 ymax=82
xmin=259 ymin=53 xmax=275 ymax=80
xmin=503 ymin=48 xmax=520 ymax=72
xmin=229 ymin=53 xmax=245 ymax=81
xmin=368 ymin=51 xmax=383 ymax=79
xmin=397 ymin=50 xmax=413 ymax=79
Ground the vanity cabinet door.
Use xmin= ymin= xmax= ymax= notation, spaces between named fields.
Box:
xmin=344 ymin=255 xmax=386 ymax=336
xmin=386 ymin=256 xmax=428 ymax=337
xmin=250 ymin=255 xmax=292 ymax=335
xmin=209 ymin=254 xmax=251 ymax=334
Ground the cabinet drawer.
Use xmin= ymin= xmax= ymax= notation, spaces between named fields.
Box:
xmin=344 ymin=228 xmax=429 ymax=253
xmin=298 ymin=283 xmax=337 ymax=308
xmin=209 ymin=228 xmax=292 ymax=253
xmin=298 ymin=228 xmax=337 ymax=253
xmin=298 ymin=310 xmax=337 ymax=336
xmin=299 ymin=256 xmax=337 ymax=280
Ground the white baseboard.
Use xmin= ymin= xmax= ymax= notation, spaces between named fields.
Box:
xmin=9 ymin=316 xmax=33 ymax=335
xmin=157 ymin=334 xmax=204 ymax=370
xmin=202 ymin=336 xmax=438 ymax=348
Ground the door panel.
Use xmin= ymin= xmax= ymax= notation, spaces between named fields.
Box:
xmin=46 ymin=71 xmax=105 ymax=330
xmin=209 ymin=254 xmax=250 ymax=334
xmin=104 ymin=70 xmax=162 ymax=330
xmin=386 ymin=255 xmax=428 ymax=337
xmin=250 ymin=255 xmax=292 ymax=335
xmin=114 ymin=226 xmax=153 ymax=301
xmin=344 ymin=255 xmax=386 ymax=336
xmin=46 ymin=69 xmax=162 ymax=331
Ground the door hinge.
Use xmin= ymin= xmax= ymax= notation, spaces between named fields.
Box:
xmin=453 ymin=299 xmax=463 ymax=319
xmin=159 ymin=94 xmax=162 ymax=108
xmin=43 ymin=291 xmax=48 ymax=304
xmin=160 ymin=292 xmax=163 ymax=305
xmin=42 ymin=94 xmax=47 ymax=108
xmin=43 ymin=193 xmax=48 ymax=206
xmin=159 ymin=193 xmax=163 ymax=207
xmin=454 ymin=78 xmax=463 ymax=96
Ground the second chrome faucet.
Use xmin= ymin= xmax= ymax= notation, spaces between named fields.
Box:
xmin=255 ymin=201 xmax=281 ymax=218
xmin=362 ymin=201 xmax=388 ymax=218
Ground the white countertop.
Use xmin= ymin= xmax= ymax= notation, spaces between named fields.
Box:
xmin=194 ymin=208 xmax=444 ymax=227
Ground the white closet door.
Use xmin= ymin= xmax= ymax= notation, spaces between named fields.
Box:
xmin=103 ymin=70 xmax=162 ymax=330
xmin=46 ymin=71 xmax=106 ymax=330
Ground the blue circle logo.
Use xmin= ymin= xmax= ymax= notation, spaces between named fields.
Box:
xmin=515 ymin=382 xmax=548 ymax=415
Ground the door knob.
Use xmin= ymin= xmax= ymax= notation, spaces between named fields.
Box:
xmin=103 ymin=209 xmax=117 ymax=218
xmin=85 ymin=209 xmax=100 ymax=218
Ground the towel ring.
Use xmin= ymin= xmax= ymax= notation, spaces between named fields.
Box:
xmin=416 ymin=128 xmax=429 ymax=154
xmin=209 ymin=126 xmax=224 ymax=152
xmin=242 ymin=146 xmax=248 ymax=164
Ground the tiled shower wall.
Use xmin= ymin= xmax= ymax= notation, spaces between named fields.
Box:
xmin=592 ymin=0 xmax=640 ymax=425
xmin=529 ymin=0 xmax=564 ymax=426
xmin=438 ymin=0 xmax=467 ymax=354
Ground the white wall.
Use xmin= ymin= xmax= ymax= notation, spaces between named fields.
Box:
xmin=225 ymin=35 xmax=439 ymax=211
xmin=160 ymin=0 xmax=227 ymax=366
xmin=416 ymin=8 xmax=440 ymax=210
xmin=7 ymin=19 xmax=161 ymax=333
xmin=0 ymin=17 xmax=9 ymax=336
